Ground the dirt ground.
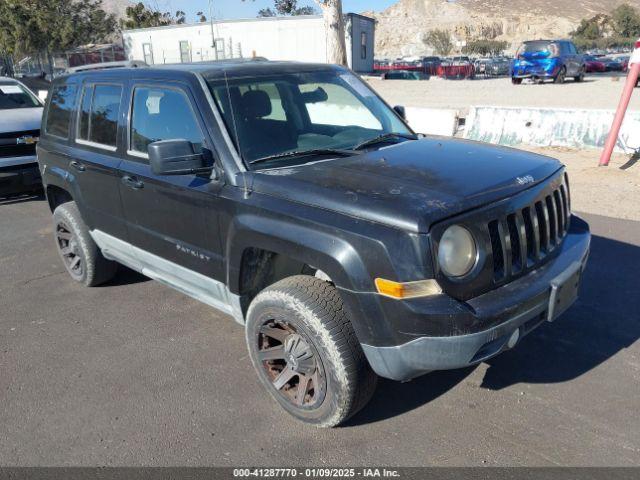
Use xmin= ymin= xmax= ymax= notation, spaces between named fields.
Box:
xmin=523 ymin=146 xmax=640 ymax=222
xmin=369 ymin=75 xmax=640 ymax=222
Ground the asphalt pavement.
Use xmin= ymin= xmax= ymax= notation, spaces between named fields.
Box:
xmin=0 ymin=195 xmax=638 ymax=466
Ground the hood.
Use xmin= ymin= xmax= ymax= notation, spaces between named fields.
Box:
xmin=0 ymin=107 xmax=43 ymax=133
xmin=248 ymin=137 xmax=562 ymax=233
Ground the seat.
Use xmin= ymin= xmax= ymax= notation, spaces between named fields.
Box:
xmin=237 ymin=89 xmax=296 ymax=161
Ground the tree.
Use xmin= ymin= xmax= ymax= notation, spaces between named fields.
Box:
xmin=316 ymin=0 xmax=347 ymax=65
xmin=294 ymin=6 xmax=317 ymax=15
xmin=258 ymin=8 xmax=277 ymax=17
xmin=0 ymin=0 xmax=116 ymax=60
xmin=256 ymin=1 xmax=317 ymax=17
xmin=611 ymin=3 xmax=640 ymax=38
xmin=572 ymin=14 xmax=612 ymax=41
xmin=425 ymin=29 xmax=454 ymax=56
xmin=120 ymin=2 xmax=186 ymax=30
xmin=197 ymin=11 xmax=207 ymax=23
xmin=463 ymin=39 xmax=508 ymax=56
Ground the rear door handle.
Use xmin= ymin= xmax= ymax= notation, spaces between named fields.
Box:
xmin=70 ymin=160 xmax=86 ymax=172
xmin=122 ymin=175 xmax=144 ymax=190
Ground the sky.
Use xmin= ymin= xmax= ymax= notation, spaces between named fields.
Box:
xmin=151 ymin=0 xmax=396 ymax=22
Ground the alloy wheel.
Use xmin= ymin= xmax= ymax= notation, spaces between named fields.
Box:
xmin=256 ymin=319 xmax=326 ymax=409
xmin=55 ymin=220 xmax=84 ymax=280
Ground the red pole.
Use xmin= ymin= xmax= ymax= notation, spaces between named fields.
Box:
xmin=599 ymin=39 xmax=640 ymax=166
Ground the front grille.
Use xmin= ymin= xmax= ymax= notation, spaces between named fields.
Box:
xmin=0 ymin=129 xmax=39 ymax=159
xmin=488 ymin=177 xmax=571 ymax=284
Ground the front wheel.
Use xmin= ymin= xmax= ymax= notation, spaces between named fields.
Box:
xmin=512 ymin=77 xmax=522 ymax=85
xmin=245 ymin=276 xmax=377 ymax=427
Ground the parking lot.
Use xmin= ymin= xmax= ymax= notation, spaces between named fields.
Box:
xmin=1 ymin=194 xmax=639 ymax=466
xmin=368 ymin=74 xmax=640 ymax=114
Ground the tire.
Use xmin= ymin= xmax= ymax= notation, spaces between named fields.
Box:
xmin=574 ymin=67 xmax=585 ymax=82
xmin=53 ymin=201 xmax=117 ymax=287
xmin=512 ymin=77 xmax=522 ymax=85
xmin=245 ymin=275 xmax=378 ymax=428
xmin=554 ymin=66 xmax=567 ymax=84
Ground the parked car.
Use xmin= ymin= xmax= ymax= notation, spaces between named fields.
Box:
xmin=584 ymin=55 xmax=607 ymax=73
xmin=381 ymin=70 xmax=429 ymax=80
xmin=619 ymin=56 xmax=630 ymax=72
xmin=0 ymin=77 xmax=44 ymax=198
xmin=38 ymin=60 xmax=591 ymax=427
xmin=438 ymin=58 xmax=476 ymax=79
xmin=600 ymin=56 xmax=624 ymax=72
xmin=511 ymin=40 xmax=585 ymax=84
xmin=420 ymin=56 xmax=441 ymax=75
xmin=474 ymin=58 xmax=492 ymax=75
xmin=486 ymin=57 xmax=511 ymax=76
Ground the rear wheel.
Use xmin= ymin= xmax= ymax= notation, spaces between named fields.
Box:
xmin=511 ymin=77 xmax=522 ymax=85
xmin=245 ymin=276 xmax=377 ymax=427
xmin=53 ymin=201 xmax=117 ymax=287
xmin=554 ymin=66 xmax=567 ymax=84
xmin=574 ymin=67 xmax=585 ymax=82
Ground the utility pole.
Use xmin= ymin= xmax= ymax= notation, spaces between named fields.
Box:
xmin=209 ymin=0 xmax=218 ymax=60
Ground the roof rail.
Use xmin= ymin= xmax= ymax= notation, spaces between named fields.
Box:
xmin=66 ymin=60 xmax=148 ymax=73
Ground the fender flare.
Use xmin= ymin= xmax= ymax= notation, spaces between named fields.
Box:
xmin=226 ymin=213 xmax=373 ymax=295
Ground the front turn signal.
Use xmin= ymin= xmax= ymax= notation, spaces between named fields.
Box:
xmin=374 ymin=278 xmax=442 ymax=300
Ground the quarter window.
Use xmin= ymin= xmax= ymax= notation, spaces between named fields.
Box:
xmin=130 ymin=87 xmax=204 ymax=155
xmin=77 ymin=84 xmax=122 ymax=148
xmin=45 ymin=84 xmax=78 ymax=138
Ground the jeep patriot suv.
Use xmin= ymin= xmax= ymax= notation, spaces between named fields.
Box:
xmin=38 ymin=60 xmax=591 ymax=427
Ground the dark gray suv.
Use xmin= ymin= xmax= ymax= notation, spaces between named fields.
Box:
xmin=38 ymin=60 xmax=590 ymax=427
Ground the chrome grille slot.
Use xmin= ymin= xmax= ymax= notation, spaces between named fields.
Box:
xmin=487 ymin=181 xmax=570 ymax=284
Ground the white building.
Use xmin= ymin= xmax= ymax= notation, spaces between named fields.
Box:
xmin=122 ymin=14 xmax=375 ymax=73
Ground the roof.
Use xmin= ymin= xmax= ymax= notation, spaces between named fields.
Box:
xmin=121 ymin=12 xmax=373 ymax=34
xmin=58 ymin=59 xmax=343 ymax=82
xmin=122 ymin=14 xmax=323 ymax=34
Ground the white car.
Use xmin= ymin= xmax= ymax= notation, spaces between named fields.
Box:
xmin=0 ymin=77 xmax=44 ymax=197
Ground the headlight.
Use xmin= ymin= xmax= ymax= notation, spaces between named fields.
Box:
xmin=437 ymin=225 xmax=477 ymax=278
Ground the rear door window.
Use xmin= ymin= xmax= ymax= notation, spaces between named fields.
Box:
xmin=129 ymin=86 xmax=204 ymax=156
xmin=77 ymin=84 xmax=122 ymax=149
xmin=45 ymin=84 xmax=78 ymax=139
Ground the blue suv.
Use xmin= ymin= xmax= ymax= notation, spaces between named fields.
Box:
xmin=512 ymin=40 xmax=585 ymax=84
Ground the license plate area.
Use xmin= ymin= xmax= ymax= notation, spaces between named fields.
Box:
xmin=548 ymin=262 xmax=582 ymax=322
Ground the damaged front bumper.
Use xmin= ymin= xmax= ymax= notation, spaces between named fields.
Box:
xmin=361 ymin=216 xmax=591 ymax=382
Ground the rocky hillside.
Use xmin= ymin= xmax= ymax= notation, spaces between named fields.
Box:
xmin=101 ymin=0 xmax=132 ymax=18
xmin=365 ymin=0 xmax=640 ymax=58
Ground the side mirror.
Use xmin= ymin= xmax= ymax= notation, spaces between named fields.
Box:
xmin=393 ymin=105 xmax=406 ymax=120
xmin=148 ymin=139 xmax=212 ymax=176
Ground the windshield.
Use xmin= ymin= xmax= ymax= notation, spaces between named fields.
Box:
xmin=517 ymin=41 xmax=558 ymax=57
xmin=206 ymin=69 xmax=412 ymax=168
xmin=0 ymin=82 xmax=41 ymax=110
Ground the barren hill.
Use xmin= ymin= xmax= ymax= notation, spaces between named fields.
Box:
xmin=365 ymin=0 xmax=640 ymax=58
xmin=101 ymin=0 xmax=132 ymax=18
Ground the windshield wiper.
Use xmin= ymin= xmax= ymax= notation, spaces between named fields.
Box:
xmin=353 ymin=132 xmax=419 ymax=151
xmin=249 ymin=148 xmax=356 ymax=166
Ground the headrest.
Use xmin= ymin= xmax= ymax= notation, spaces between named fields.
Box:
xmin=241 ymin=89 xmax=272 ymax=118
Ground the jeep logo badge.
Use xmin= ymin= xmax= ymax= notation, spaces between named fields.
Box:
xmin=516 ymin=175 xmax=535 ymax=186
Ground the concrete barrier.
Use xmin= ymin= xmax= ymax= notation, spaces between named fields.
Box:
xmin=464 ymin=105 xmax=640 ymax=154
xmin=405 ymin=107 xmax=459 ymax=137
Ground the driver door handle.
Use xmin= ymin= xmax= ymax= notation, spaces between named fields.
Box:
xmin=70 ymin=160 xmax=85 ymax=172
xmin=122 ymin=175 xmax=144 ymax=190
